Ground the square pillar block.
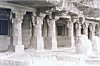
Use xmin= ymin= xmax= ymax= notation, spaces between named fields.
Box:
xmin=15 ymin=45 xmax=24 ymax=54
xmin=31 ymin=37 xmax=44 ymax=50
xmin=44 ymin=37 xmax=57 ymax=50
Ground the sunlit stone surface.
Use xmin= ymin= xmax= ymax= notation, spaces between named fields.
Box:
xmin=75 ymin=35 xmax=92 ymax=56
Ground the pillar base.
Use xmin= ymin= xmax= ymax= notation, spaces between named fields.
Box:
xmin=15 ymin=45 xmax=24 ymax=54
xmin=31 ymin=37 xmax=44 ymax=50
xmin=44 ymin=37 xmax=57 ymax=50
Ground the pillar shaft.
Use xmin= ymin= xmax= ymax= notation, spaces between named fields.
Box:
xmin=82 ymin=23 xmax=89 ymax=37
xmin=89 ymin=24 xmax=95 ymax=40
xmin=68 ymin=22 xmax=73 ymax=38
xmin=13 ymin=21 xmax=22 ymax=45
xmin=33 ymin=24 xmax=42 ymax=37
xmin=43 ymin=19 xmax=48 ymax=37
xmin=46 ymin=18 xmax=57 ymax=49
xmin=67 ymin=21 xmax=75 ymax=48
xmin=92 ymin=24 xmax=95 ymax=40
xmin=83 ymin=29 xmax=87 ymax=35
xmin=75 ymin=23 xmax=81 ymax=36
xmin=48 ymin=19 xmax=56 ymax=37
xmin=31 ymin=16 xmax=44 ymax=50
xmin=12 ymin=10 xmax=26 ymax=54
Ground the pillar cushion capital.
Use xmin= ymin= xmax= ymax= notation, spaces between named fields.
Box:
xmin=66 ymin=21 xmax=73 ymax=28
xmin=75 ymin=22 xmax=81 ymax=29
xmin=82 ymin=22 xmax=89 ymax=29
xmin=89 ymin=23 xmax=96 ymax=32
xmin=40 ymin=13 xmax=46 ymax=18
xmin=79 ymin=17 xmax=85 ymax=24
xmin=48 ymin=14 xmax=60 ymax=20
xmin=12 ymin=18 xmax=23 ymax=24
xmin=36 ymin=16 xmax=44 ymax=25
xmin=37 ymin=12 xmax=46 ymax=18
xmin=12 ymin=9 xmax=26 ymax=23
xmin=54 ymin=16 xmax=60 ymax=20
xmin=12 ymin=9 xmax=26 ymax=15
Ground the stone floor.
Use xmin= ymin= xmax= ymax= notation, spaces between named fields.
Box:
xmin=0 ymin=47 xmax=99 ymax=66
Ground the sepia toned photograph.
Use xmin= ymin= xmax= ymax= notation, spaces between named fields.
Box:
xmin=0 ymin=0 xmax=99 ymax=66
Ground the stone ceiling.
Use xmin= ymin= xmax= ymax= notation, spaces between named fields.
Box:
xmin=6 ymin=0 xmax=100 ymax=18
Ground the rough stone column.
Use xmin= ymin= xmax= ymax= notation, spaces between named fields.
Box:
xmin=48 ymin=19 xmax=56 ymax=37
xmin=89 ymin=24 xmax=95 ymax=40
xmin=75 ymin=21 xmax=81 ymax=37
xmin=46 ymin=15 xmax=59 ymax=50
xmin=12 ymin=10 xmax=26 ymax=54
xmin=66 ymin=20 xmax=75 ymax=48
xmin=82 ymin=22 xmax=89 ymax=36
xmin=42 ymin=19 xmax=48 ymax=37
xmin=98 ymin=24 xmax=100 ymax=37
xmin=89 ymin=23 xmax=97 ymax=51
xmin=95 ymin=24 xmax=99 ymax=36
xmin=74 ymin=20 xmax=81 ymax=49
xmin=31 ymin=13 xmax=45 ymax=50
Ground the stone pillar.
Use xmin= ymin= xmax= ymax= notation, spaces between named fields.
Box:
xmin=66 ymin=20 xmax=75 ymax=48
xmin=82 ymin=22 xmax=89 ymax=36
xmin=74 ymin=21 xmax=82 ymax=53
xmin=89 ymin=24 xmax=97 ymax=51
xmin=48 ymin=19 xmax=56 ymax=37
xmin=12 ymin=10 xmax=26 ymax=54
xmin=31 ymin=13 xmax=45 ymax=50
xmin=95 ymin=24 xmax=100 ymax=52
xmin=88 ymin=24 xmax=95 ymax=40
xmin=46 ymin=15 xmax=59 ymax=50
xmin=99 ymin=24 xmax=100 ymax=37
xmin=43 ymin=19 xmax=48 ymax=37
xmin=95 ymin=24 xmax=99 ymax=36
xmin=75 ymin=21 xmax=81 ymax=37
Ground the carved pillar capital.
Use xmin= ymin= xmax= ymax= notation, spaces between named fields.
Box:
xmin=12 ymin=9 xmax=26 ymax=23
xmin=89 ymin=23 xmax=96 ymax=32
xmin=54 ymin=16 xmax=60 ymax=20
xmin=75 ymin=21 xmax=81 ymax=30
xmin=79 ymin=17 xmax=85 ymax=24
xmin=66 ymin=20 xmax=73 ymax=28
xmin=32 ymin=14 xmax=46 ymax=26
xmin=81 ymin=22 xmax=89 ymax=36
xmin=82 ymin=22 xmax=89 ymax=29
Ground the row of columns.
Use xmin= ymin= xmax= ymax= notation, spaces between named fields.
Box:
xmin=31 ymin=14 xmax=59 ymax=50
xmin=11 ymin=9 xmax=100 ymax=53
xmin=12 ymin=10 xmax=60 ymax=53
